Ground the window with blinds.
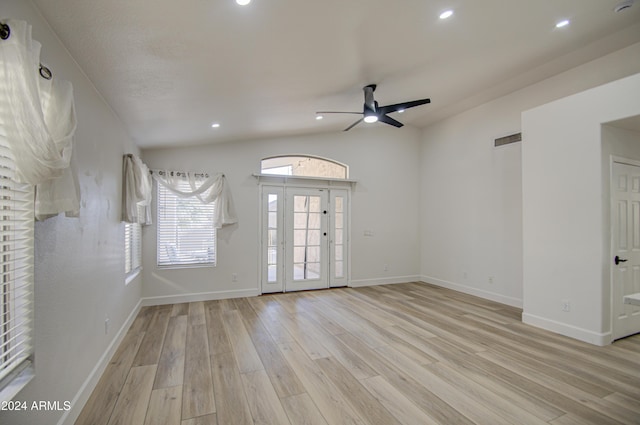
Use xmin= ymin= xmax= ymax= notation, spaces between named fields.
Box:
xmin=156 ymin=182 xmax=216 ymax=267
xmin=124 ymin=221 xmax=142 ymax=275
xmin=0 ymin=137 xmax=34 ymax=400
xmin=125 ymin=204 xmax=143 ymax=276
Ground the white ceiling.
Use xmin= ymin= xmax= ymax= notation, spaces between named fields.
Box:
xmin=32 ymin=0 xmax=640 ymax=149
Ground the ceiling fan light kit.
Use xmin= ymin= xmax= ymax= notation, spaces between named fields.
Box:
xmin=317 ymin=84 xmax=431 ymax=131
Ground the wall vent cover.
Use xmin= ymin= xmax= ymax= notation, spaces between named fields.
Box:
xmin=494 ymin=132 xmax=522 ymax=147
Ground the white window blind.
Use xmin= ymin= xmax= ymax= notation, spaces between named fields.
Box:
xmin=0 ymin=136 xmax=34 ymax=399
xmin=124 ymin=221 xmax=142 ymax=275
xmin=157 ymin=181 xmax=216 ymax=267
xmin=125 ymin=204 xmax=143 ymax=275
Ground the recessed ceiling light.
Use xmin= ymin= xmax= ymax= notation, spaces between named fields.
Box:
xmin=316 ymin=115 xmax=324 ymax=120
xmin=236 ymin=0 xmax=251 ymax=5
xmin=439 ymin=10 xmax=454 ymax=20
xmin=211 ymin=123 xmax=220 ymax=128
xmin=556 ymin=19 xmax=570 ymax=28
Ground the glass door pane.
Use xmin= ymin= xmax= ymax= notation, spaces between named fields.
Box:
xmin=261 ymin=186 xmax=284 ymax=293
xmin=285 ymin=188 xmax=328 ymax=291
xmin=330 ymin=189 xmax=349 ymax=287
xmin=292 ymin=194 xmax=322 ymax=280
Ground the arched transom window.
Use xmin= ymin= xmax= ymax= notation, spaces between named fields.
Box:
xmin=261 ymin=155 xmax=348 ymax=179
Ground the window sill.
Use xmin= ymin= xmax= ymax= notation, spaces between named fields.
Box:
xmin=125 ymin=267 xmax=142 ymax=285
xmin=0 ymin=362 xmax=34 ymax=403
xmin=623 ymin=293 xmax=640 ymax=306
xmin=157 ymin=263 xmax=216 ymax=270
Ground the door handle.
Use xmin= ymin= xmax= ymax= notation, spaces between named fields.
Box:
xmin=615 ymin=255 xmax=628 ymax=265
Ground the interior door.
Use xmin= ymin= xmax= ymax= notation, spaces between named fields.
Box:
xmin=612 ymin=160 xmax=640 ymax=340
xmin=285 ymin=188 xmax=329 ymax=291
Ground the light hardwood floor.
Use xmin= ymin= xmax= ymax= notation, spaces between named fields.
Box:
xmin=75 ymin=282 xmax=640 ymax=425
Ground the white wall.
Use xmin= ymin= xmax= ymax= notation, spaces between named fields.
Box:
xmin=0 ymin=2 xmax=142 ymax=425
xmin=141 ymin=125 xmax=422 ymax=302
xmin=419 ymin=103 xmax=523 ymax=306
xmin=419 ymin=42 xmax=640 ymax=310
xmin=522 ymin=73 xmax=640 ymax=345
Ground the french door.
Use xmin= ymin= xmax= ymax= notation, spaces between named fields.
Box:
xmin=261 ymin=185 xmax=349 ymax=293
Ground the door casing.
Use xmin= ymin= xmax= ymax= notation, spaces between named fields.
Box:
xmin=259 ymin=182 xmax=351 ymax=293
xmin=611 ymin=156 xmax=640 ymax=340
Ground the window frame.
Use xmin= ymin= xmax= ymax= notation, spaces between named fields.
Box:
xmin=156 ymin=181 xmax=217 ymax=269
xmin=124 ymin=205 xmax=143 ymax=283
xmin=260 ymin=155 xmax=348 ymax=179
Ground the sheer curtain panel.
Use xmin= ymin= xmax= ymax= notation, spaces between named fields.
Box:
xmin=152 ymin=170 xmax=237 ymax=228
xmin=0 ymin=18 xmax=79 ymax=220
xmin=0 ymin=19 xmax=74 ymax=184
xmin=122 ymin=154 xmax=152 ymax=225
xmin=34 ymin=77 xmax=79 ymax=220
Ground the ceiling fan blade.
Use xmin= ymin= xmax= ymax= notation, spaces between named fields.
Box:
xmin=378 ymin=114 xmax=404 ymax=128
xmin=344 ymin=118 xmax=364 ymax=131
xmin=316 ymin=111 xmax=363 ymax=115
xmin=378 ymin=98 xmax=431 ymax=115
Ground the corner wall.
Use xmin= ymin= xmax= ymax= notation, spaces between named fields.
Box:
xmin=419 ymin=42 xmax=640 ymax=312
xmin=522 ymin=73 xmax=640 ymax=345
xmin=0 ymin=2 xmax=142 ymax=425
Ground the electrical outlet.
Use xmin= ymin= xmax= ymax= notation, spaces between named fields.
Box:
xmin=383 ymin=264 xmax=388 ymax=272
xmin=463 ymin=271 xmax=468 ymax=279
xmin=488 ymin=276 xmax=494 ymax=284
xmin=562 ymin=300 xmax=571 ymax=312
xmin=232 ymin=273 xmax=238 ymax=282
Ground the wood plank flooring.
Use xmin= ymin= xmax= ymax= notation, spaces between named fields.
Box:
xmin=75 ymin=282 xmax=640 ymax=425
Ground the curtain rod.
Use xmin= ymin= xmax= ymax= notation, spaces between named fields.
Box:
xmin=123 ymin=155 xmax=224 ymax=179
xmin=150 ymin=170 xmax=224 ymax=179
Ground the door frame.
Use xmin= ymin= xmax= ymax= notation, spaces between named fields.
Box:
xmin=257 ymin=176 xmax=352 ymax=294
xmin=610 ymin=155 xmax=640 ymax=341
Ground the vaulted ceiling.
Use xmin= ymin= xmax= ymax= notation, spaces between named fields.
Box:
xmin=32 ymin=0 xmax=640 ymax=148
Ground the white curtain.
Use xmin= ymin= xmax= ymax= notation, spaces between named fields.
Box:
xmin=152 ymin=170 xmax=237 ymax=228
xmin=122 ymin=154 xmax=152 ymax=224
xmin=0 ymin=18 xmax=80 ymax=220
xmin=0 ymin=19 xmax=74 ymax=184
xmin=35 ymin=77 xmax=79 ymax=220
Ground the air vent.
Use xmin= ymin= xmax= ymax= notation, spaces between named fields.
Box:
xmin=494 ymin=132 xmax=522 ymax=147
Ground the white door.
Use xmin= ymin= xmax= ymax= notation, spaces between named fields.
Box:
xmin=285 ymin=188 xmax=329 ymax=291
xmin=261 ymin=186 xmax=349 ymax=293
xmin=612 ymin=161 xmax=640 ymax=340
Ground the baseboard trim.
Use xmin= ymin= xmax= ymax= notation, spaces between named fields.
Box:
xmin=522 ymin=312 xmax=611 ymax=346
xmin=140 ymin=288 xmax=261 ymax=306
xmin=420 ymin=275 xmax=523 ymax=308
xmin=350 ymin=275 xmax=421 ymax=288
xmin=58 ymin=298 xmax=143 ymax=425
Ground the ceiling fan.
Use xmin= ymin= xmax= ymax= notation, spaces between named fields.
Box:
xmin=317 ymin=84 xmax=431 ymax=131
